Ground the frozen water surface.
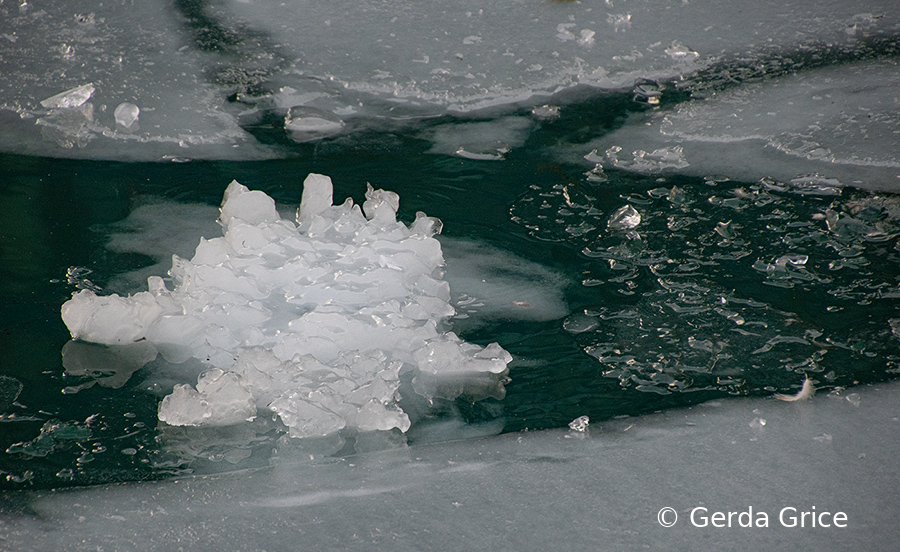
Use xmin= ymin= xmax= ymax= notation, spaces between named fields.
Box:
xmin=2 ymin=382 xmax=898 ymax=550
xmin=1 ymin=0 xmax=897 ymax=162
xmin=1 ymin=0 xmax=900 ymax=549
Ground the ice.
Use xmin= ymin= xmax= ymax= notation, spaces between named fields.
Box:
xmin=439 ymin=239 xmax=569 ymax=326
xmin=39 ymin=83 xmax=94 ymax=109
xmin=607 ymin=205 xmax=642 ymax=230
xmin=3 ymin=381 xmax=898 ymax=550
xmin=61 ymin=174 xmax=512 ymax=438
xmin=284 ymin=106 xmax=345 ymax=143
xmin=567 ymin=415 xmax=590 ymax=432
xmin=574 ymin=59 xmax=900 ymax=191
xmin=113 ymin=102 xmax=140 ymax=132
xmin=426 ymin=117 xmax=532 ymax=160
xmin=2 ymin=0 xmax=896 ymax=160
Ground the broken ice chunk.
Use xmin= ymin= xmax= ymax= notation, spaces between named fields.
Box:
xmin=568 ymin=415 xmax=590 ymax=432
xmin=284 ymin=106 xmax=345 ymax=142
xmin=158 ymin=369 xmax=256 ymax=426
xmin=114 ymin=102 xmax=140 ymax=132
xmin=220 ymin=179 xmax=280 ymax=226
xmin=608 ymin=205 xmax=641 ymax=230
xmin=40 ymin=83 xmax=95 ymax=109
xmin=531 ymin=104 xmax=560 ymax=121
xmin=363 ymin=183 xmax=400 ymax=222
xmin=298 ymin=173 xmax=335 ymax=223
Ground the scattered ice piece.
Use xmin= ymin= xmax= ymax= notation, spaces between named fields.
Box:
xmin=40 ymin=83 xmax=95 ymax=109
xmin=568 ymin=415 xmax=589 ymax=432
xmin=665 ymin=41 xmax=699 ymax=61
xmin=531 ymin=104 xmax=560 ymax=121
xmin=845 ymin=393 xmax=861 ymax=407
xmin=114 ymin=102 xmax=140 ymax=132
xmin=584 ymin=150 xmax=604 ymax=164
xmin=787 ymin=174 xmax=842 ymax=196
xmin=577 ymin=29 xmax=596 ymax=47
xmin=604 ymin=145 xmax=689 ymax=173
xmin=890 ymin=318 xmax=900 ymax=340
xmin=774 ymin=377 xmax=816 ymax=401
xmin=608 ymin=13 xmax=632 ymax=32
xmin=563 ymin=314 xmax=599 ymax=334
xmin=284 ymin=106 xmax=345 ymax=142
xmin=608 ymin=205 xmax=641 ymax=230
xmin=455 ymin=146 xmax=510 ymax=161
xmin=749 ymin=417 xmax=766 ymax=429
xmin=714 ymin=221 xmax=733 ymax=239
xmin=813 ymin=433 xmax=833 ymax=443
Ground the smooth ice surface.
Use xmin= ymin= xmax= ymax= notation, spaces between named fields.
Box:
xmin=60 ymin=175 xmax=512 ymax=437
xmin=2 ymin=381 xmax=898 ymax=551
xmin=575 ymin=58 xmax=900 ymax=191
xmin=1 ymin=0 xmax=896 ymax=160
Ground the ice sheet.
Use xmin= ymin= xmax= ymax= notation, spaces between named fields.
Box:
xmin=1 ymin=0 xmax=895 ymax=160
xmin=574 ymin=58 xmax=900 ymax=191
xmin=2 ymin=381 xmax=898 ymax=550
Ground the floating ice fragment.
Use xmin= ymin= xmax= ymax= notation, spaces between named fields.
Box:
xmin=531 ymin=104 xmax=560 ymax=121
xmin=665 ymin=41 xmax=699 ymax=61
xmin=608 ymin=13 xmax=632 ymax=32
xmin=608 ymin=205 xmax=641 ymax=230
xmin=61 ymin=174 xmax=511 ymax=438
xmin=114 ymin=102 xmax=140 ymax=131
xmin=158 ymin=369 xmax=256 ymax=427
xmin=604 ymin=145 xmax=689 ymax=173
xmin=40 ymin=83 xmax=95 ymax=109
xmin=284 ymin=106 xmax=345 ymax=142
xmin=786 ymin=174 xmax=842 ymax=196
xmin=568 ymin=415 xmax=589 ymax=432
xmin=577 ymin=29 xmax=596 ymax=46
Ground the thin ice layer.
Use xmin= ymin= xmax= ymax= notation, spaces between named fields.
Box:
xmin=575 ymin=58 xmax=900 ymax=191
xmin=61 ymin=174 xmax=511 ymax=437
xmin=4 ymin=382 xmax=899 ymax=551
xmin=1 ymin=0 xmax=895 ymax=159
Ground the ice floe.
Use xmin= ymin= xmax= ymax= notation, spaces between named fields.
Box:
xmin=61 ymin=174 xmax=512 ymax=437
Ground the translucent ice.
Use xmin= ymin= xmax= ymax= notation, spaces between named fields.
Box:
xmin=7 ymin=381 xmax=900 ymax=551
xmin=39 ymin=83 xmax=95 ymax=109
xmin=284 ymin=106 xmax=345 ymax=142
xmin=608 ymin=205 xmax=641 ymax=230
xmin=113 ymin=102 xmax=140 ymax=131
xmin=576 ymin=59 xmax=900 ymax=191
xmin=61 ymin=174 xmax=512 ymax=437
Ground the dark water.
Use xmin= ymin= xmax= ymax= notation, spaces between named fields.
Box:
xmin=2 ymin=92 xmax=899 ymax=491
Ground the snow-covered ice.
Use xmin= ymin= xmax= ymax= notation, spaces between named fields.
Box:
xmin=2 ymin=381 xmax=898 ymax=551
xmin=61 ymin=174 xmax=513 ymax=437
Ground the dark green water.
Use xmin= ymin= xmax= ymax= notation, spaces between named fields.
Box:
xmin=2 ymin=94 xmax=899 ymax=490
